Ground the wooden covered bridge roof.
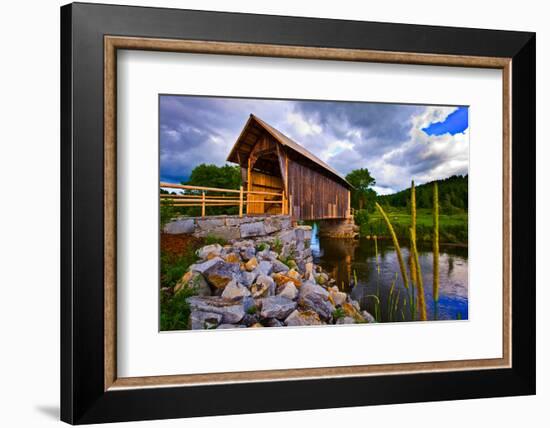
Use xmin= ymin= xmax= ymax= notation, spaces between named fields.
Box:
xmin=226 ymin=114 xmax=352 ymax=189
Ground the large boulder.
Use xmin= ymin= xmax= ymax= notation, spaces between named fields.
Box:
xmin=277 ymin=282 xmax=298 ymax=300
xmin=225 ymin=217 xmax=255 ymax=227
xmin=263 ymin=216 xmax=283 ymax=234
xmin=196 ymin=244 xmax=222 ymax=260
xmin=287 ymin=269 xmax=302 ymax=281
xmin=330 ymin=289 xmax=347 ymax=306
xmin=280 ymin=216 xmax=292 ymax=230
xmin=210 ymin=226 xmax=241 ymax=241
xmin=187 ymin=296 xmax=245 ymax=324
xmin=277 ymin=229 xmax=296 ymax=244
xmin=244 ymin=257 xmax=258 ymax=272
xmin=202 ymin=226 xmax=240 ymax=241
xmin=240 ymin=221 xmax=267 ymax=238
xmin=221 ymin=280 xmax=251 ymax=300
xmin=196 ymin=218 xmax=225 ymax=231
xmin=273 ymin=272 xmax=302 ymax=288
xmin=284 ymin=309 xmax=323 ymax=326
xmin=257 ymin=260 xmax=273 ymax=276
xmin=240 ymin=246 xmax=256 ymax=261
xmin=342 ymin=302 xmax=366 ymax=322
xmin=300 ymin=282 xmax=329 ymax=299
xmin=250 ymin=274 xmax=275 ymax=298
xmin=260 ymin=296 xmax=297 ymax=320
xmin=272 ymin=260 xmax=289 ymax=273
xmin=174 ymin=271 xmax=211 ymax=296
xmin=224 ymin=252 xmax=241 ymax=263
xmin=203 ymin=261 xmax=241 ymax=289
xmin=264 ymin=318 xmax=284 ymax=328
xmin=298 ymin=282 xmax=334 ymax=320
xmin=189 ymin=257 xmax=223 ymax=274
xmin=240 ymin=270 xmax=258 ymax=287
xmin=189 ymin=311 xmax=223 ymax=330
xmin=164 ymin=217 xmax=195 ymax=234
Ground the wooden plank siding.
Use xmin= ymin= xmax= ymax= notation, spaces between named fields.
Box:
xmin=286 ymin=154 xmax=349 ymax=220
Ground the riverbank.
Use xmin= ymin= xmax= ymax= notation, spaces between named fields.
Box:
xmin=359 ymin=207 xmax=467 ymax=244
xmin=160 ymin=229 xmax=375 ymax=331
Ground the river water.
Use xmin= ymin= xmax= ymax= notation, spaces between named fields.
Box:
xmin=310 ymin=223 xmax=468 ymax=322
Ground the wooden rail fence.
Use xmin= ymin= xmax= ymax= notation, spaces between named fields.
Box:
xmin=160 ymin=182 xmax=285 ymax=218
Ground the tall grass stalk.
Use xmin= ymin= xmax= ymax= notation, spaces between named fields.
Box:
xmin=409 ymin=180 xmax=417 ymax=321
xmin=375 ymin=202 xmax=409 ymax=291
xmin=393 ymin=289 xmax=401 ymax=321
xmin=409 ymin=227 xmax=427 ymax=320
xmin=374 ymin=235 xmax=381 ymax=321
xmin=410 ymin=277 xmax=416 ymax=321
xmin=409 ymin=181 xmax=418 ymax=285
xmin=365 ymin=295 xmax=381 ymax=322
xmin=374 ymin=235 xmax=380 ymax=275
xmin=387 ymin=275 xmax=396 ymax=322
xmin=433 ymin=182 xmax=440 ymax=303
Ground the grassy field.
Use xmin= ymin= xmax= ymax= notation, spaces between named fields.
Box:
xmin=360 ymin=207 xmax=468 ymax=244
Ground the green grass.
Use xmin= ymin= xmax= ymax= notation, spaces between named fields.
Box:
xmin=160 ymin=287 xmax=197 ymax=331
xmin=256 ymin=242 xmax=269 ymax=252
xmin=246 ymin=305 xmax=258 ymax=315
xmin=332 ymin=307 xmax=346 ymax=320
xmin=204 ymin=234 xmax=228 ymax=246
xmin=360 ymin=207 xmax=467 ymax=244
xmin=272 ymin=237 xmax=283 ymax=254
xmin=160 ymin=250 xmax=199 ymax=289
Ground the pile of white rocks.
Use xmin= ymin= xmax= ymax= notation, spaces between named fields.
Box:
xmin=173 ymin=231 xmax=375 ymax=330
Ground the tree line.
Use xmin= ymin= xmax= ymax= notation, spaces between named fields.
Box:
xmin=374 ymin=174 xmax=468 ymax=213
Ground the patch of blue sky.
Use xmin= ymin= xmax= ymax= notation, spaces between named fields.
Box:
xmin=423 ymin=106 xmax=469 ymax=136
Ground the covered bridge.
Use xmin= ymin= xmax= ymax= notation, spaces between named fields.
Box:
xmin=227 ymin=114 xmax=353 ymax=221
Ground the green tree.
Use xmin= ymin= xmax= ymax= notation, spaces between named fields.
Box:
xmin=182 ymin=164 xmax=242 ymax=216
xmin=185 ymin=164 xmax=241 ymax=189
xmin=346 ymin=168 xmax=377 ymax=212
xmin=377 ymin=175 xmax=468 ymax=212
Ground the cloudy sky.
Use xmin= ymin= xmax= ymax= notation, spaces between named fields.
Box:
xmin=160 ymin=95 xmax=468 ymax=194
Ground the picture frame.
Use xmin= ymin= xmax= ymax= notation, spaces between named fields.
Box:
xmin=60 ymin=2 xmax=535 ymax=424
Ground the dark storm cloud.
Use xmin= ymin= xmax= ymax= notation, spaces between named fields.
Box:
xmin=159 ymin=95 xmax=293 ymax=183
xmin=160 ymin=96 xmax=251 ymax=182
xmin=293 ymin=101 xmax=423 ymax=159
xmin=295 ymin=101 xmax=421 ymax=142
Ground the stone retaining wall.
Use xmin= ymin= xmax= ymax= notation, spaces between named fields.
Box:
xmin=164 ymin=214 xmax=298 ymax=241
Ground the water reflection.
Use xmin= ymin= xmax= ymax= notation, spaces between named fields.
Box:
xmin=310 ymin=223 xmax=468 ymax=322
